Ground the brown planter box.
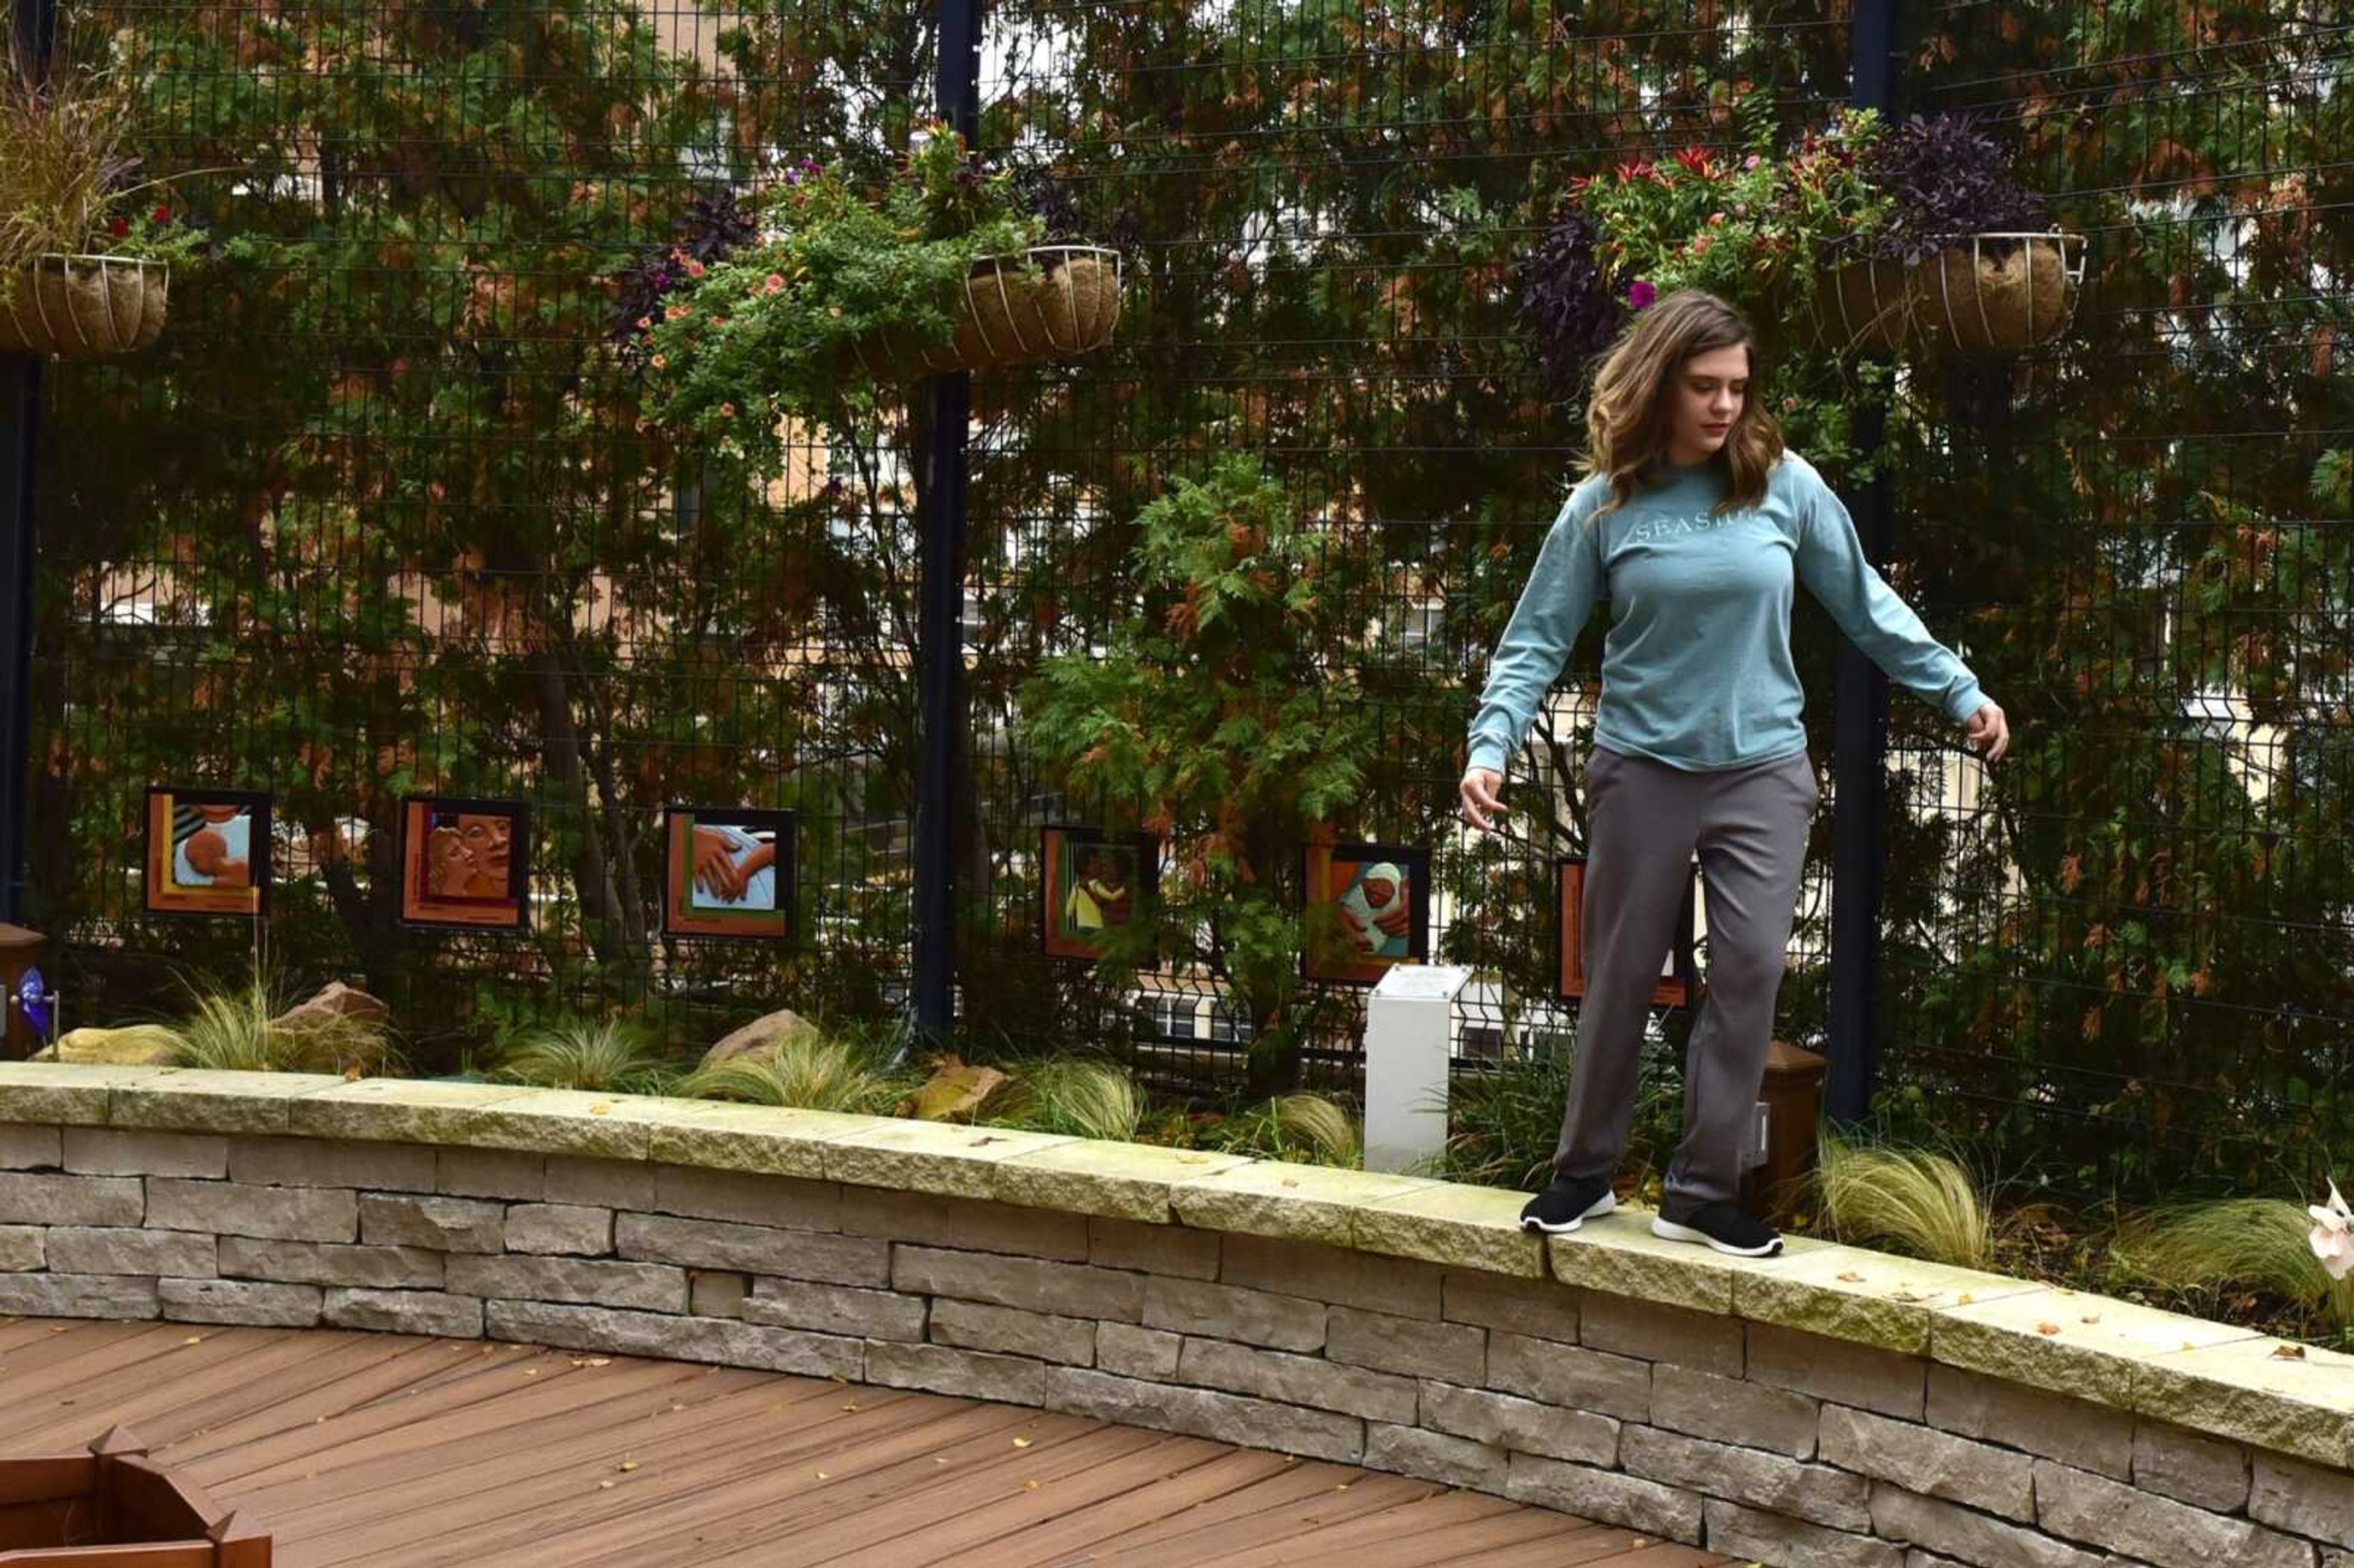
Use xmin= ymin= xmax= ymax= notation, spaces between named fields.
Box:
xmin=0 ymin=1427 xmax=269 ymax=1566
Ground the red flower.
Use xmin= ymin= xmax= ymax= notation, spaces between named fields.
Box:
xmin=109 ymin=216 xmax=129 ymax=238
xmin=151 ymin=205 xmax=172 ymax=224
xmin=1672 ymin=146 xmax=1714 ymax=178
xmin=1614 ymin=159 xmax=1655 ymax=184
xmin=1567 ymin=173 xmax=1596 ymax=196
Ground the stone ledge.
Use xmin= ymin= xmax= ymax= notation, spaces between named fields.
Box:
xmin=1 ymin=1060 xmax=2348 ymax=1471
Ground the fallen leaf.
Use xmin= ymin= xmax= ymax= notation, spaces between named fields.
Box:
xmin=816 ymin=1471 xmax=829 ymax=1480
xmin=2037 ymin=1322 xmax=2062 ymax=1335
xmin=2080 ymin=1315 xmax=2100 ymax=1325
xmin=1836 ymin=1271 xmax=1865 ymax=1282
xmin=2272 ymin=1344 xmax=2307 ymax=1360
xmin=598 ymin=1480 xmax=614 ymax=1490
xmin=1957 ymin=1293 xmax=1974 ymax=1304
xmin=1024 ymin=1480 xmax=1038 ymax=1491
xmin=618 ymin=1461 xmax=638 ymax=1472
xmin=1012 ymin=1437 xmax=1032 ymax=1448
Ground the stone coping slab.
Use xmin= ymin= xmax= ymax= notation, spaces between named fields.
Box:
xmin=2 ymin=1060 xmax=2348 ymax=1467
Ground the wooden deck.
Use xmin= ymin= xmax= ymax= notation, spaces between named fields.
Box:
xmin=0 ymin=1317 xmax=1740 ymax=1566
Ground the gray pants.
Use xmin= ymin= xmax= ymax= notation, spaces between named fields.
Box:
xmin=1553 ymin=742 xmax=1818 ymax=1221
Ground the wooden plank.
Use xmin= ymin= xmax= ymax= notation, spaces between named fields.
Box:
xmin=2 ymin=1332 xmax=297 ymax=1448
xmin=1054 ymin=1471 xmax=1452 ymax=1567
xmin=1030 ymin=1458 xmax=1410 ymax=1565
xmin=960 ymin=1447 xmax=1301 ymax=1568
xmin=734 ymin=1423 xmax=1188 ymax=1567
xmin=0 ymin=1458 xmax=96 ymax=1508
xmin=283 ymin=1371 xmax=918 ymax=1559
xmin=0 ymin=1328 xmax=214 ymax=1421
xmin=554 ymin=1405 xmax=1129 ymax=1567
xmin=0 ymin=1320 xmax=1737 ymax=1567
xmin=147 ymin=1338 xmax=462 ymax=1465
xmin=807 ymin=1435 xmax=1249 ymax=1567
xmin=0 ymin=1547 xmax=213 ymax=1567
xmin=211 ymin=1350 xmax=750 ymax=1496
xmin=1190 ymin=1490 xmax=1522 ymax=1568
xmin=1423 ymin=1532 xmax=1724 ymax=1567
xmin=1404 ymin=1507 xmax=1635 ymax=1562
xmin=7 ymin=1336 xmax=343 ymax=1456
xmin=373 ymin=1390 xmax=1042 ymax=1567
xmin=178 ymin=1343 xmax=571 ymax=1484
xmin=220 ymin=1359 xmax=733 ymax=1517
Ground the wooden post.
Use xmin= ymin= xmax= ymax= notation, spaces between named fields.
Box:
xmin=1747 ymin=1038 xmax=1830 ymax=1224
xmin=0 ymin=921 xmax=44 ymax=1057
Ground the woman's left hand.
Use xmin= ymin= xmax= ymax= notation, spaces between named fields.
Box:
xmin=1964 ymin=700 xmax=2009 ymax=763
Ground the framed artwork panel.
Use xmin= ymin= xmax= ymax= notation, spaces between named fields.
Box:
xmin=398 ymin=795 xmax=531 ymax=931
xmin=143 ymin=786 xmax=272 ymax=918
xmin=663 ymin=807 xmax=794 ymax=940
xmin=1555 ymin=853 xmax=1700 ymax=1009
xmin=1042 ymin=826 xmax=1157 ymax=963
xmin=1301 ymin=839 xmax=1430 ymax=986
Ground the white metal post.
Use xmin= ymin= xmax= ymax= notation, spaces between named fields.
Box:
xmin=1363 ymin=964 xmax=1469 ymax=1173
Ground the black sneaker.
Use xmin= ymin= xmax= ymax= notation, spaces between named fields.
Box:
xmin=1651 ymin=1200 xmax=1783 ymax=1257
xmin=1520 ymin=1173 xmax=1616 ymax=1234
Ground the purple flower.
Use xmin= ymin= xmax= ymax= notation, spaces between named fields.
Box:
xmin=1627 ymin=279 xmax=1657 ymax=310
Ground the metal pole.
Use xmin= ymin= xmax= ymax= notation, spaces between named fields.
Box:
xmin=910 ymin=0 xmax=981 ymax=1050
xmin=0 ymin=0 xmax=56 ymax=924
xmin=1825 ymin=0 xmax=1900 ymax=1125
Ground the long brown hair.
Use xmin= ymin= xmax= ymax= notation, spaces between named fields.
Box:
xmin=1579 ymin=288 xmax=1785 ymax=520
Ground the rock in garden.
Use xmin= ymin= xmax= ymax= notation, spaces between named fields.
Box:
xmin=270 ymin=982 xmax=390 ymax=1035
xmin=34 ymin=1025 xmax=182 ymax=1067
xmin=904 ymin=1062 xmax=1011 ymax=1122
xmin=699 ymin=1008 xmax=818 ymax=1071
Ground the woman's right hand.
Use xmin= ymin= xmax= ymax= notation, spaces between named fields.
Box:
xmin=1460 ymin=767 xmax=1506 ymax=832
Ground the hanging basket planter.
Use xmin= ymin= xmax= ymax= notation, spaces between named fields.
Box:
xmin=847 ymin=243 xmax=1124 ymax=379
xmin=0 ymin=254 xmax=171 ymax=358
xmin=1807 ymin=230 xmax=2085 ymax=357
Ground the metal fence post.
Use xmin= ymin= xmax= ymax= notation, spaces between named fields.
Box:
xmin=0 ymin=0 xmax=56 ymax=925
xmin=1824 ymin=0 xmax=1901 ymax=1125
xmin=911 ymin=0 xmax=982 ymax=1051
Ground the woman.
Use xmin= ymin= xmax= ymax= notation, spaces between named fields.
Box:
xmin=1460 ymin=289 xmax=2009 ymax=1258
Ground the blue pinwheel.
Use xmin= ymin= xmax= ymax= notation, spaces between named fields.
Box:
xmin=15 ymin=966 xmax=52 ymax=1040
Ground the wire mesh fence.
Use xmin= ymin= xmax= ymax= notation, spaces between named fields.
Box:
xmin=15 ymin=0 xmax=2350 ymax=1198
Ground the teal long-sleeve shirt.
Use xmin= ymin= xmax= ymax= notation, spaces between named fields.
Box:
xmin=1465 ymin=450 xmax=1986 ymax=775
